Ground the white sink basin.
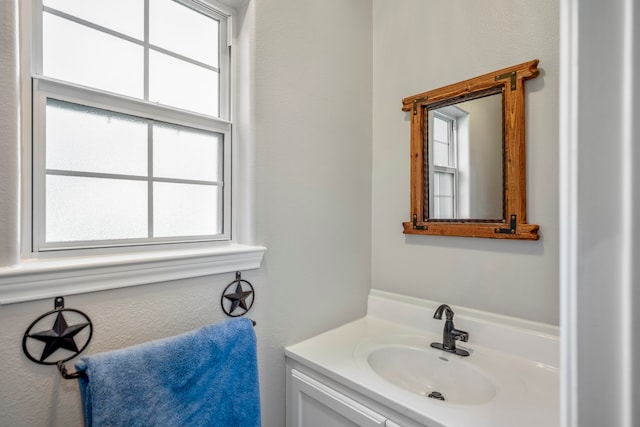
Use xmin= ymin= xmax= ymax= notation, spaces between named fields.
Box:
xmin=366 ymin=345 xmax=497 ymax=405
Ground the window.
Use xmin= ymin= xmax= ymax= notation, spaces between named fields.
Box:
xmin=430 ymin=112 xmax=458 ymax=219
xmin=31 ymin=0 xmax=231 ymax=252
xmin=0 ymin=0 xmax=265 ymax=305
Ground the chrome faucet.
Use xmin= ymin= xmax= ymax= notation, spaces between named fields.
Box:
xmin=430 ymin=304 xmax=470 ymax=356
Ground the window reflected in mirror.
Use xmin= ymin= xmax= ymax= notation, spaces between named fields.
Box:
xmin=427 ymin=92 xmax=503 ymax=220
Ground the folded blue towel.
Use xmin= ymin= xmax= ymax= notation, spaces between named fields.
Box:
xmin=75 ymin=317 xmax=260 ymax=427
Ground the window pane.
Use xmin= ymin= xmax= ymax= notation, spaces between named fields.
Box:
xmin=433 ymin=116 xmax=449 ymax=143
xmin=46 ymin=100 xmax=148 ymax=176
xmin=46 ymin=175 xmax=148 ymax=243
xmin=437 ymin=196 xmax=454 ymax=219
xmin=437 ymin=172 xmax=454 ymax=196
xmin=149 ymin=50 xmax=219 ymax=116
xmin=433 ymin=197 xmax=440 ymax=217
xmin=44 ymin=0 xmax=144 ymax=39
xmin=153 ymin=123 xmax=222 ymax=182
xmin=150 ymin=0 xmax=219 ymax=67
xmin=153 ymin=183 xmax=220 ymax=237
xmin=43 ymin=12 xmax=144 ymax=99
xmin=433 ymin=141 xmax=450 ymax=166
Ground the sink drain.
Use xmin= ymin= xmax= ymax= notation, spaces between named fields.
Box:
xmin=427 ymin=391 xmax=445 ymax=401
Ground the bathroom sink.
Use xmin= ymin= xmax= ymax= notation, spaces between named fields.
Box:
xmin=361 ymin=343 xmax=497 ymax=405
xmin=288 ymin=302 xmax=559 ymax=427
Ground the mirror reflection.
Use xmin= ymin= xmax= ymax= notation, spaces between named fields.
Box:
xmin=427 ymin=92 xmax=503 ymax=220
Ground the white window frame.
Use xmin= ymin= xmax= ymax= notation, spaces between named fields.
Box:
xmin=429 ymin=111 xmax=459 ymax=219
xmin=0 ymin=0 xmax=265 ymax=305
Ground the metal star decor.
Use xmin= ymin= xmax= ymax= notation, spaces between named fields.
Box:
xmin=22 ymin=297 xmax=93 ymax=365
xmin=28 ymin=311 xmax=90 ymax=362
xmin=224 ymin=283 xmax=253 ymax=313
xmin=221 ymin=272 xmax=255 ymax=317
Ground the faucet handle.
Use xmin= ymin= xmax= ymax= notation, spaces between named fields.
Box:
xmin=452 ymin=329 xmax=469 ymax=342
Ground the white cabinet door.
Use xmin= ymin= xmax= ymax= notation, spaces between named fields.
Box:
xmin=290 ymin=369 xmax=387 ymax=427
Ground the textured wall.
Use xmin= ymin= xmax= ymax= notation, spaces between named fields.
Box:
xmin=371 ymin=0 xmax=560 ymax=325
xmin=0 ymin=0 xmax=19 ymax=267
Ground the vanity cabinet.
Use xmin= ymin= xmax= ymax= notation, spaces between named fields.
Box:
xmin=287 ymin=363 xmax=429 ymax=427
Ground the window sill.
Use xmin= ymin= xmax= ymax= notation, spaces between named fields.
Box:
xmin=0 ymin=244 xmax=266 ymax=305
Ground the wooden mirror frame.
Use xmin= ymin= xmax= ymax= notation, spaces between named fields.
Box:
xmin=402 ymin=60 xmax=540 ymax=240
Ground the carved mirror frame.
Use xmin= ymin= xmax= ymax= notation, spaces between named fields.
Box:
xmin=402 ymin=60 xmax=540 ymax=240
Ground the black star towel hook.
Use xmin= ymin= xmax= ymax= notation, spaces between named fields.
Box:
xmin=22 ymin=296 xmax=92 ymax=379
xmin=221 ymin=271 xmax=255 ymax=318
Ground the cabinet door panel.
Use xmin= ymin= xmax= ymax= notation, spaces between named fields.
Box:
xmin=290 ymin=369 xmax=387 ymax=427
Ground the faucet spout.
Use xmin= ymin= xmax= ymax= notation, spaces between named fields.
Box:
xmin=433 ymin=304 xmax=454 ymax=321
xmin=431 ymin=304 xmax=470 ymax=357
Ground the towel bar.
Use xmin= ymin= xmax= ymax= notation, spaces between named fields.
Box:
xmin=23 ymin=296 xmax=256 ymax=380
xmin=57 ymin=360 xmax=87 ymax=379
xmin=56 ymin=319 xmax=256 ymax=380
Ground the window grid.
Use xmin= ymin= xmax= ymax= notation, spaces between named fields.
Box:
xmin=32 ymin=0 xmax=232 ymax=252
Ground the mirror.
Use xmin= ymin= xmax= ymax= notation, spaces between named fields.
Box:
xmin=402 ymin=60 xmax=540 ymax=240
xmin=427 ymin=89 xmax=503 ymax=220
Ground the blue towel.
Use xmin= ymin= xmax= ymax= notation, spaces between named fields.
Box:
xmin=75 ymin=317 xmax=260 ymax=427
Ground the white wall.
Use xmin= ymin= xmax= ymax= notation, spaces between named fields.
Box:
xmin=371 ymin=0 xmax=560 ymax=325
xmin=0 ymin=0 xmax=372 ymax=426
xmin=251 ymin=0 xmax=373 ymax=423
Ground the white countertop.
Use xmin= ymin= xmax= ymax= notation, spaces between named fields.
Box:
xmin=285 ymin=291 xmax=559 ymax=427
